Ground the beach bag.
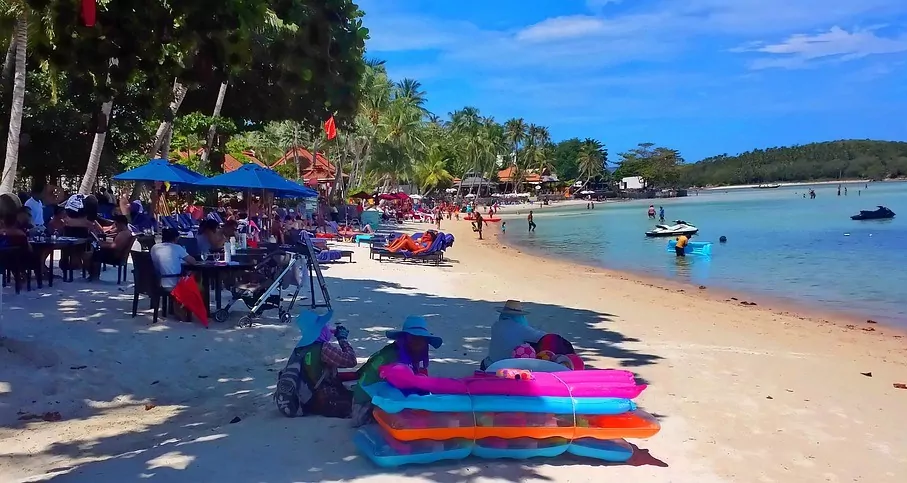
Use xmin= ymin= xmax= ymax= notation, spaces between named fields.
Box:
xmin=274 ymin=345 xmax=326 ymax=417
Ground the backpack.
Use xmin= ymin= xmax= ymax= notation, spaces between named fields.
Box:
xmin=274 ymin=344 xmax=325 ymax=417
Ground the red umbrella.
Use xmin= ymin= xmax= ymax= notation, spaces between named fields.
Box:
xmin=377 ymin=193 xmax=397 ymax=201
xmin=394 ymin=192 xmax=411 ymax=200
xmin=171 ymin=275 xmax=209 ymax=327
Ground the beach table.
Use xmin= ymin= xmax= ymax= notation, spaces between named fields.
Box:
xmin=29 ymin=237 xmax=89 ymax=286
xmin=183 ymin=261 xmax=256 ymax=315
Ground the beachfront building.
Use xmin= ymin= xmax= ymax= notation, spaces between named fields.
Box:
xmin=272 ymin=147 xmax=342 ymax=188
xmin=496 ymin=166 xmax=560 ymax=193
xmin=453 ymin=171 xmax=495 ymax=197
xmin=620 ymin=176 xmax=646 ymax=190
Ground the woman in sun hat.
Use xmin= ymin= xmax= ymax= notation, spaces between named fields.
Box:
xmin=482 ymin=300 xmax=547 ymax=369
xmin=351 ymin=315 xmax=443 ymax=426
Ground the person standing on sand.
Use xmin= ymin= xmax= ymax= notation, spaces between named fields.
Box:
xmin=528 ymin=211 xmax=536 ymax=232
xmin=501 ymin=220 xmax=506 ymax=235
xmin=474 ymin=211 xmax=487 ymax=240
xmin=675 ymin=233 xmax=689 ymax=257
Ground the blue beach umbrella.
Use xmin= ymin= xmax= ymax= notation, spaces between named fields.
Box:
xmin=197 ymin=163 xmax=318 ymax=198
xmin=112 ymin=158 xmax=206 ymax=184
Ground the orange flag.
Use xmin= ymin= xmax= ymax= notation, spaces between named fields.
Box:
xmin=324 ymin=116 xmax=337 ymax=140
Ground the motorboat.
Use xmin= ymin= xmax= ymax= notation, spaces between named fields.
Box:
xmin=851 ymin=206 xmax=895 ymax=220
xmin=645 ymin=220 xmax=699 ymax=237
xmin=757 ymin=183 xmax=782 ymax=189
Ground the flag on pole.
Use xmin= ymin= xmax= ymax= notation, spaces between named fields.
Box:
xmin=82 ymin=0 xmax=97 ymax=27
xmin=324 ymin=116 xmax=337 ymax=140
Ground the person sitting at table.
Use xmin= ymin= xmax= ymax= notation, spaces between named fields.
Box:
xmin=221 ymin=219 xmax=238 ymax=242
xmin=46 ymin=206 xmax=66 ymax=236
xmin=151 ymin=228 xmax=197 ymax=320
xmin=61 ymin=194 xmax=103 ymax=271
xmin=86 ymin=215 xmax=134 ymax=280
xmin=0 ymin=211 xmax=29 ymax=248
xmin=16 ymin=206 xmax=34 ymax=231
xmin=196 ymin=219 xmax=219 ymax=255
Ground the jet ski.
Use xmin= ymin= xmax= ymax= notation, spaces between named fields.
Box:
xmin=851 ymin=206 xmax=895 ymax=220
xmin=645 ymin=220 xmax=699 ymax=237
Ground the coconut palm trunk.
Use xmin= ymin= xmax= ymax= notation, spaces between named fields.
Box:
xmin=78 ymin=98 xmax=113 ymax=195
xmin=200 ymin=81 xmax=228 ymax=170
xmin=0 ymin=14 xmax=27 ymax=193
xmin=147 ymin=80 xmax=188 ymax=159
xmin=2 ymin=33 xmax=16 ymax=87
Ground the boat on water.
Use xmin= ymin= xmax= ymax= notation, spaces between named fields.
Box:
xmin=756 ymin=184 xmax=782 ymax=189
xmin=851 ymin=206 xmax=895 ymax=221
xmin=645 ymin=220 xmax=699 ymax=237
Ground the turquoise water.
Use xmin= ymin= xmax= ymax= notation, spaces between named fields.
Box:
xmin=502 ymin=182 xmax=907 ymax=326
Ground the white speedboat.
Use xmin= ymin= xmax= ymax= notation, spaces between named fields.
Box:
xmin=645 ymin=220 xmax=699 ymax=237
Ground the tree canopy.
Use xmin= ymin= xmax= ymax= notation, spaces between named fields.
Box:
xmin=679 ymin=140 xmax=907 ymax=187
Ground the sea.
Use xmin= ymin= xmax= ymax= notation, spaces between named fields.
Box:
xmin=501 ymin=181 xmax=907 ymax=327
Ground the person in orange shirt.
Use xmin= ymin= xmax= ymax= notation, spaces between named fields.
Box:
xmin=675 ymin=234 xmax=689 ymax=257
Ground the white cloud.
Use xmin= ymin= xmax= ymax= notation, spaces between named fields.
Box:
xmin=516 ymin=16 xmax=607 ymax=42
xmin=735 ymin=27 xmax=907 ymax=69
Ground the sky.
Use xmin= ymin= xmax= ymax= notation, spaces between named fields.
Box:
xmin=356 ymin=0 xmax=907 ymax=161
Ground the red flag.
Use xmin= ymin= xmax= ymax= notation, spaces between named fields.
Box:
xmin=82 ymin=0 xmax=96 ymax=27
xmin=324 ymin=116 xmax=337 ymax=140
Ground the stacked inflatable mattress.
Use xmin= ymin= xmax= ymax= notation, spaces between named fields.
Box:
xmin=354 ymin=364 xmax=659 ymax=467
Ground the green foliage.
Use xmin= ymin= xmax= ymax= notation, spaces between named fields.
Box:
xmin=0 ymin=0 xmax=367 ymax=186
xmin=613 ymin=143 xmax=684 ymax=188
xmin=679 ymin=140 xmax=907 ymax=186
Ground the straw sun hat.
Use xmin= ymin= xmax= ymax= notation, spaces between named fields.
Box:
xmin=496 ymin=300 xmax=530 ymax=315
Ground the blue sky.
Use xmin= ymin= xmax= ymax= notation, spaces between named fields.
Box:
xmin=357 ymin=0 xmax=907 ymax=161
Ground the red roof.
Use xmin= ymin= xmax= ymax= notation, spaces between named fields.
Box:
xmin=272 ymin=147 xmax=339 ymax=182
xmin=176 ymin=148 xmax=265 ymax=173
xmin=498 ymin=166 xmax=543 ymax=183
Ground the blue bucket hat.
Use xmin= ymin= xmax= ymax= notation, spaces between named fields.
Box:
xmin=295 ymin=309 xmax=334 ymax=347
xmin=386 ymin=315 xmax=443 ymax=349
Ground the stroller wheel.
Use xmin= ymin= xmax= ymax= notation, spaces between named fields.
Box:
xmin=279 ymin=312 xmax=291 ymax=324
xmin=239 ymin=315 xmax=254 ymax=328
xmin=213 ymin=309 xmax=229 ymax=324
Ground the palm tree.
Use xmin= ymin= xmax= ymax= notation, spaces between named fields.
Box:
xmin=0 ymin=7 xmax=27 ymax=193
xmin=413 ymin=144 xmax=452 ymax=194
xmin=504 ymin=118 xmax=527 ymax=193
xmin=577 ymin=138 xmax=606 ymax=190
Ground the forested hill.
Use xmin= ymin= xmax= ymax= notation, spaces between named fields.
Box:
xmin=679 ymin=140 xmax=907 ymax=187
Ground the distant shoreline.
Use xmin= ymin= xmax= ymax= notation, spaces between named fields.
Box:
xmin=700 ymin=179 xmax=875 ymax=190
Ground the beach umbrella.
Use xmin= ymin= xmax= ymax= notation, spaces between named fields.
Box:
xmin=197 ymin=164 xmax=317 ymax=197
xmin=394 ymin=192 xmax=411 ymax=200
xmin=113 ymin=158 xmax=206 ymax=184
xmin=580 ymin=190 xmax=594 ymax=195
xmin=409 ymin=194 xmax=423 ymax=200
xmin=465 ymin=193 xmax=477 ymax=198
xmin=350 ymin=191 xmax=372 ymax=199
xmin=377 ymin=193 xmax=397 ymax=201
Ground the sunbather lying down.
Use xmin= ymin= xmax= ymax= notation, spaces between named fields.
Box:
xmin=386 ymin=231 xmax=436 ymax=254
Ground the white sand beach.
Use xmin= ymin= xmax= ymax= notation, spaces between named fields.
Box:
xmin=2 ymin=221 xmax=906 ymax=483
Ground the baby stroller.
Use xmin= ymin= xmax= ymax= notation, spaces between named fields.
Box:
xmin=212 ymin=250 xmax=305 ymax=327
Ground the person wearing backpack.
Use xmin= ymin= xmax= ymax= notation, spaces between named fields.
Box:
xmin=275 ymin=310 xmax=358 ymax=418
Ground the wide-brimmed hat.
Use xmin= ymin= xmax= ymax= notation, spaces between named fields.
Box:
xmin=496 ymin=300 xmax=529 ymax=315
xmin=295 ymin=309 xmax=334 ymax=347
xmin=386 ymin=315 xmax=442 ymax=349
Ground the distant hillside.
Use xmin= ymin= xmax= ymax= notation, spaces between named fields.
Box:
xmin=679 ymin=140 xmax=907 ymax=187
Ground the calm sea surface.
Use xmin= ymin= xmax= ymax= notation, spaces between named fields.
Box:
xmin=502 ymin=181 xmax=907 ymax=327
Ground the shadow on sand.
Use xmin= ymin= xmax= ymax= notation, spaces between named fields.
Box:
xmin=1 ymin=267 xmax=666 ymax=482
